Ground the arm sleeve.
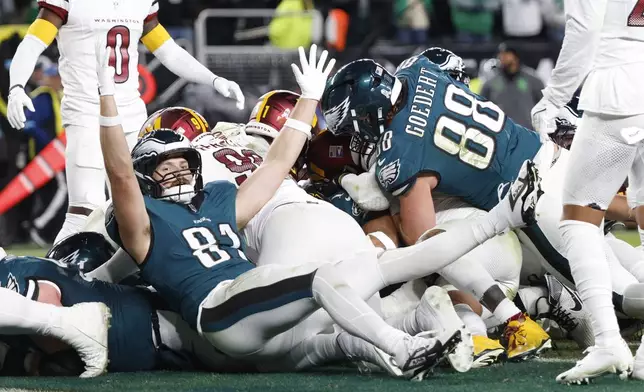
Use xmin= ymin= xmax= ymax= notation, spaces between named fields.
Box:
xmin=542 ymin=0 xmax=609 ymax=108
xmin=146 ymin=27 xmax=218 ymax=86
xmin=9 ymin=19 xmax=58 ymax=89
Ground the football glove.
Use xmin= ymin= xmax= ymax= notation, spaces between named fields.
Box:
xmin=7 ymin=86 xmax=35 ymax=130
xmin=291 ymin=44 xmax=336 ymax=101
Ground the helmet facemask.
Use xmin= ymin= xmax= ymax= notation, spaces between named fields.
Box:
xmin=135 ymin=147 xmax=203 ymax=204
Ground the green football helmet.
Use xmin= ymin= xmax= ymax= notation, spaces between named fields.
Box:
xmin=321 ymin=59 xmax=402 ymax=142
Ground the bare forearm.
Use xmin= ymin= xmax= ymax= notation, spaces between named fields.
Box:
xmin=236 ymin=98 xmax=317 ymax=227
xmin=99 ymin=96 xmax=133 ymax=179
xmin=264 ymin=98 xmax=317 ymax=166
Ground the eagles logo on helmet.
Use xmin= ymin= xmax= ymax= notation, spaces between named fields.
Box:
xmin=419 ymin=47 xmax=470 ymax=86
xmin=138 ymin=107 xmax=210 ymax=141
xmin=45 ymin=232 xmax=117 ymax=275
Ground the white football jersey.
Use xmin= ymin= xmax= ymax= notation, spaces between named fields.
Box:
xmin=545 ymin=0 xmax=644 ymax=115
xmin=191 ymin=125 xmax=320 ymax=252
xmin=39 ymin=0 xmax=157 ymax=124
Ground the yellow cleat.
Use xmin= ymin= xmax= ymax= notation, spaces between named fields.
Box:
xmin=502 ymin=314 xmax=552 ymax=361
xmin=472 ymin=336 xmax=505 ymax=368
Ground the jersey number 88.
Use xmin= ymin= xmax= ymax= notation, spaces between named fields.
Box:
xmin=434 ymin=84 xmax=505 ymax=170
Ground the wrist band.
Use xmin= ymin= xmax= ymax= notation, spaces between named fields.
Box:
xmin=9 ymin=84 xmax=24 ymax=93
xmin=367 ymin=231 xmax=396 ymax=250
xmin=284 ymin=118 xmax=312 ymax=138
xmin=99 ymin=115 xmax=122 ymax=127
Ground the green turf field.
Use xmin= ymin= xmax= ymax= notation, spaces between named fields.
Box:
xmin=2 ymin=230 xmax=644 ymax=391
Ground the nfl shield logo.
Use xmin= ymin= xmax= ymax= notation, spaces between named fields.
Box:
xmin=329 ymin=145 xmax=343 ymax=158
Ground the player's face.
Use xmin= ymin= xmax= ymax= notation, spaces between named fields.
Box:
xmin=153 ymin=157 xmax=192 ymax=188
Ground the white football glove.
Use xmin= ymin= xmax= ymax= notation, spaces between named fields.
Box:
xmin=291 ymin=44 xmax=336 ymax=101
xmin=531 ymin=97 xmax=559 ymax=143
xmin=95 ymin=38 xmax=116 ymax=96
xmin=7 ymin=85 xmax=35 ymax=130
xmin=213 ymin=77 xmax=245 ymax=111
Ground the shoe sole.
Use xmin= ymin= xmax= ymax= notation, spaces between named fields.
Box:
xmin=78 ymin=303 xmax=112 ymax=378
xmin=507 ymin=338 xmax=552 ymax=362
xmin=472 ymin=347 xmax=506 ymax=368
xmin=558 ymin=362 xmax=633 ymax=385
xmin=421 ymin=287 xmax=474 ymax=373
xmin=406 ymin=330 xmax=463 ymax=381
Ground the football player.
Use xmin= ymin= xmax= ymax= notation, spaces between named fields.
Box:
xmin=98 ymin=43 xmax=475 ymax=379
xmin=146 ymin=94 xmax=474 ymax=374
xmin=303 ymin=129 xmax=519 ymax=368
xmin=321 ymin=48 xmax=551 ymax=361
xmin=0 ymin=248 xmax=109 ymax=377
xmin=0 ymin=233 xmax=253 ymax=376
xmin=7 ymin=0 xmax=244 ymax=245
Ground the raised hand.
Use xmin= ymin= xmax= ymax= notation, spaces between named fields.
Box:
xmin=95 ymin=37 xmax=115 ymax=97
xmin=291 ymin=44 xmax=336 ymax=101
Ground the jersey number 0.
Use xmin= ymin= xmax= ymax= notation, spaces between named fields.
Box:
xmin=106 ymin=25 xmax=131 ymax=83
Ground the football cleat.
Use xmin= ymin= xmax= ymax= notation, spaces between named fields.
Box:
xmin=557 ymin=340 xmax=633 ymax=384
xmin=502 ymin=314 xmax=551 ymax=361
xmin=394 ymin=330 xmax=461 ymax=381
xmin=60 ymin=302 xmax=112 ymax=378
xmin=544 ymin=273 xmax=594 ymax=349
xmin=415 ymin=286 xmax=473 ymax=373
xmin=495 ymin=159 xmax=543 ymax=229
xmin=472 ymin=335 xmax=505 ymax=368
xmin=631 ymin=339 xmax=644 ymax=380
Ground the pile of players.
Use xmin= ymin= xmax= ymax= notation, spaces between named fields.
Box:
xmin=3 ymin=45 xmax=644 ymax=386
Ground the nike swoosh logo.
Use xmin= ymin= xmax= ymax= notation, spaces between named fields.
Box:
xmin=565 ymin=286 xmax=583 ymax=312
xmin=508 ymin=176 xmax=528 ymax=212
xmin=377 ymin=158 xmax=386 ymax=166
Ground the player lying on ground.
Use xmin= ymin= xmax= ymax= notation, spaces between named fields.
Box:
xmin=0 ymin=234 xmax=253 ymax=377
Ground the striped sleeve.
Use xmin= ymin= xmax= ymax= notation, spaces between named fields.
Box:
xmin=37 ymin=0 xmax=69 ymax=23
xmin=145 ymin=0 xmax=159 ymax=22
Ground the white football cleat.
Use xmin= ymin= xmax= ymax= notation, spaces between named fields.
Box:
xmin=544 ymin=274 xmax=594 ymax=349
xmin=59 ymin=302 xmax=112 ymax=378
xmin=394 ymin=331 xmax=461 ymax=381
xmin=556 ymin=340 xmax=633 ymax=384
xmin=337 ymin=332 xmax=403 ymax=378
xmin=495 ymin=159 xmax=542 ymax=229
xmin=632 ymin=339 xmax=644 ymax=380
xmin=415 ymin=286 xmax=473 ymax=373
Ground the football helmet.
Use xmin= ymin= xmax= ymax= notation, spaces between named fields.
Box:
xmin=131 ymin=130 xmax=203 ymax=204
xmin=306 ymin=130 xmax=360 ymax=183
xmin=245 ymin=89 xmax=326 ymax=139
xmin=138 ymin=107 xmax=209 ymax=141
xmin=420 ymin=47 xmax=470 ymax=86
xmin=46 ymin=232 xmax=116 ymax=274
xmin=321 ymin=59 xmax=402 ymax=142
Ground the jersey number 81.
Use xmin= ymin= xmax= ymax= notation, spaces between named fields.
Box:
xmin=434 ymin=84 xmax=505 ymax=170
xmin=182 ymin=225 xmax=248 ymax=268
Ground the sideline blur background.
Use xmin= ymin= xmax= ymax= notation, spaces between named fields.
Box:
xmin=0 ymin=0 xmax=564 ymax=247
